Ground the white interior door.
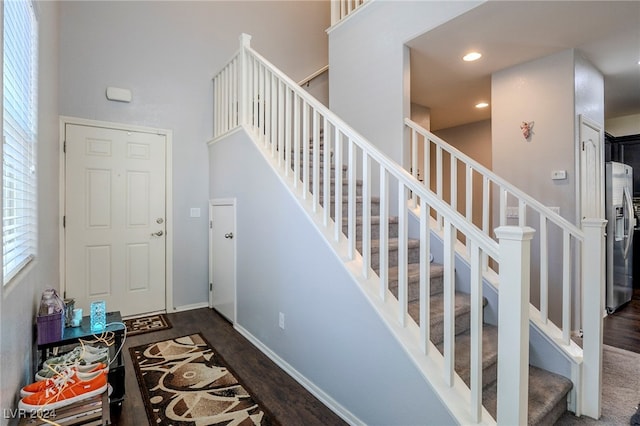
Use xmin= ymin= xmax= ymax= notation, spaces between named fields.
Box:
xmin=579 ymin=115 xmax=604 ymax=221
xmin=65 ymin=123 xmax=167 ymax=317
xmin=209 ymin=200 xmax=236 ymax=322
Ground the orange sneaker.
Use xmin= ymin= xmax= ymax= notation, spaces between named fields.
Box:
xmin=19 ymin=370 xmax=107 ymax=411
xmin=20 ymin=363 xmax=108 ymax=397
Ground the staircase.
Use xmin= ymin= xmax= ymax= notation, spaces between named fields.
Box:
xmin=212 ymin=34 xmax=606 ymax=425
xmin=310 ymin=133 xmax=573 ymax=425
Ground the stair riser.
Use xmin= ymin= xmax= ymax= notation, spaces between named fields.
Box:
xmin=344 ymin=220 xmax=400 ymax=241
xmin=310 ymin=182 xmax=362 ymax=197
xmin=323 ymin=200 xmax=381 ymax=217
xmin=429 ymin=310 xmax=471 ymax=346
xmin=299 ymin=167 xmax=348 ymax=181
xmin=369 ymin=244 xmax=421 ymax=270
xmin=388 ymin=275 xmax=443 ymax=301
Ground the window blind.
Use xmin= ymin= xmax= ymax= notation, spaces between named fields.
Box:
xmin=3 ymin=0 xmax=38 ymax=284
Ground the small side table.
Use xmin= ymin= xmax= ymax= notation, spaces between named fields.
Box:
xmin=37 ymin=311 xmax=126 ymax=412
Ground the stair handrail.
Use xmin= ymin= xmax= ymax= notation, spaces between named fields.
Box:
xmin=212 ymin=33 xmax=584 ymax=424
xmin=405 ymin=117 xmax=606 ymax=418
xmin=298 ymin=65 xmax=329 ymax=87
xmin=405 ymin=118 xmax=583 ymax=239
xmin=238 ymin=41 xmax=499 ymax=260
xmin=405 ymin=117 xmax=585 ymax=342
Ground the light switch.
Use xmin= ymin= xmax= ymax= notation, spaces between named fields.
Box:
xmin=551 ymin=170 xmax=567 ymax=180
xmin=190 ymin=208 xmax=201 ymax=218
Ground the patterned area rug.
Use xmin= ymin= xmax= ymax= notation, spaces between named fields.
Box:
xmin=129 ymin=333 xmax=277 ymax=425
xmin=123 ymin=313 xmax=172 ymax=336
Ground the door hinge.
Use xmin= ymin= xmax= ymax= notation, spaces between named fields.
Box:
xmin=63 ymin=141 xmax=66 ymax=153
xmin=582 ymin=141 xmax=585 ymax=151
xmin=63 ymin=290 xmax=66 ymax=299
xmin=209 ymin=282 xmax=213 ymax=291
xmin=209 ymin=220 xmax=213 ymax=229
xmin=63 ymin=216 xmax=66 ymax=228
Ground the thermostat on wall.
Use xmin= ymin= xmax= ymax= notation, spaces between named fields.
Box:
xmin=106 ymin=86 xmax=132 ymax=103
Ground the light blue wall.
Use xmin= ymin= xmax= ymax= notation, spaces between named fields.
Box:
xmin=57 ymin=1 xmax=330 ymax=310
xmin=209 ymin=129 xmax=457 ymax=425
xmin=0 ymin=1 xmax=61 ymax=422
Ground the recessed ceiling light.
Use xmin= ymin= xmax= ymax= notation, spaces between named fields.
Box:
xmin=475 ymin=102 xmax=489 ymax=108
xmin=463 ymin=52 xmax=482 ymax=62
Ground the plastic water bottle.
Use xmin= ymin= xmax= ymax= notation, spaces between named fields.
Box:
xmin=90 ymin=300 xmax=106 ymax=333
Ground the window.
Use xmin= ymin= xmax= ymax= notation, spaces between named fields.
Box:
xmin=3 ymin=0 xmax=38 ymax=284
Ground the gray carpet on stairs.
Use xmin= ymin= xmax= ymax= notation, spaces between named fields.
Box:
xmin=555 ymin=344 xmax=640 ymax=425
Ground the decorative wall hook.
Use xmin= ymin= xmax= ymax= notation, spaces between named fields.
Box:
xmin=520 ymin=121 xmax=534 ymax=140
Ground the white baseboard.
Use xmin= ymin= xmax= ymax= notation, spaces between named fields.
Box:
xmin=234 ymin=324 xmax=364 ymax=426
xmin=172 ymin=302 xmax=209 ymax=313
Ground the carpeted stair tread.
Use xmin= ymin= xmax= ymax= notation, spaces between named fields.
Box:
xmin=308 ymin=178 xmax=363 ymax=196
xmin=388 ymin=262 xmax=444 ymax=299
xmin=408 ymin=292 xmax=473 ymax=345
xmin=482 ymin=365 xmax=573 ymax=425
xmin=434 ymin=324 xmax=499 ymax=389
xmin=344 ymin=215 xmax=400 ymax=241
xmin=295 ymin=130 xmax=571 ymax=423
xmin=321 ymin=195 xmax=381 ymax=217
xmin=361 ymin=237 xmax=421 ymax=254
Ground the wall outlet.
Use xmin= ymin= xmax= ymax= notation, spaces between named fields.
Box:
xmin=278 ymin=312 xmax=285 ymax=329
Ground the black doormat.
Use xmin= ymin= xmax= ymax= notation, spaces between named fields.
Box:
xmin=123 ymin=313 xmax=172 ymax=337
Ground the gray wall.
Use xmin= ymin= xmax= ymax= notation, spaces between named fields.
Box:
xmin=58 ymin=1 xmax=330 ymax=310
xmin=328 ymin=0 xmax=482 ymax=167
xmin=0 ymin=1 xmax=60 ymax=421
xmin=492 ymin=49 xmax=604 ymax=328
xmin=209 ymin=129 xmax=457 ymax=425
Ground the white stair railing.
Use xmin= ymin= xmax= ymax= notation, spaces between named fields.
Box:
xmin=212 ymin=33 xmax=604 ymax=424
xmin=407 ymin=118 xmax=584 ymax=336
xmin=330 ymin=0 xmax=368 ymax=26
xmin=405 ymin=118 xmax=605 ymax=418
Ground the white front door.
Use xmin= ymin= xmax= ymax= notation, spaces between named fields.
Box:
xmin=64 ymin=123 xmax=167 ymax=317
xmin=209 ymin=200 xmax=236 ymax=322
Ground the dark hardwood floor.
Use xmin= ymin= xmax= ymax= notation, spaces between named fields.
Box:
xmin=109 ymin=291 xmax=640 ymax=425
xmin=111 ymin=308 xmax=347 ymax=426
xmin=603 ymin=288 xmax=640 ymax=353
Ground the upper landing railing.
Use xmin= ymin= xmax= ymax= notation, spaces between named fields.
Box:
xmin=331 ymin=0 xmax=368 ymax=26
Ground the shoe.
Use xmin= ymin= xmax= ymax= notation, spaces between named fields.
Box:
xmin=21 ymin=363 xmax=108 ymax=397
xmin=42 ymin=345 xmax=108 ymax=367
xmin=19 ymin=370 xmax=108 ymax=411
xmin=36 ymin=346 xmax=109 ymax=381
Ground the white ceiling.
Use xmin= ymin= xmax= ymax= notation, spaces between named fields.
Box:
xmin=408 ymin=1 xmax=640 ymax=131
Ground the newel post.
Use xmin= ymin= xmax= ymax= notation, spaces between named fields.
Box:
xmin=495 ymin=226 xmax=535 ymax=426
xmin=580 ymin=218 xmax=606 ymax=419
xmin=238 ymin=33 xmax=252 ymax=127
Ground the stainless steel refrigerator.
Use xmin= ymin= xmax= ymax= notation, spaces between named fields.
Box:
xmin=605 ymin=161 xmax=635 ymax=314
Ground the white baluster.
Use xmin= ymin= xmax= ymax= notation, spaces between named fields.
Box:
xmin=362 ymin=153 xmax=371 ymax=278
xmin=419 ymin=197 xmax=430 ymax=354
xmin=398 ymin=183 xmax=408 ymax=326
xmin=379 ymin=166 xmax=389 ymax=301
xmin=443 ymin=218 xmax=455 ymax=386
xmin=470 ymin=241 xmax=483 ymax=423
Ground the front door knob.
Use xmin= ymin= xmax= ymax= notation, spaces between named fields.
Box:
xmin=151 ymin=230 xmax=164 ymax=237
xmin=224 ymin=232 xmax=233 ymax=239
